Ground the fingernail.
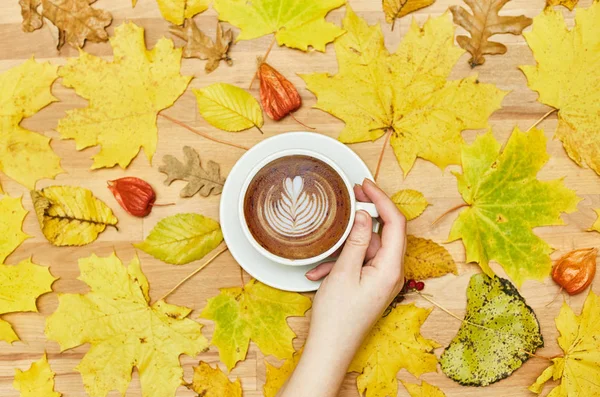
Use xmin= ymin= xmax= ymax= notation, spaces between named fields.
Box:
xmin=305 ymin=268 xmax=316 ymax=277
xmin=355 ymin=210 xmax=369 ymax=226
xmin=363 ymin=178 xmax=374 ymax=186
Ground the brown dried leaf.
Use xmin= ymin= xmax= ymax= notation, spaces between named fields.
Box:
xmin=450 ymin=0 xmax=532 ymax=67
xmin=41 ymin=0 xmax=112 ymax=50
xmin=19 ymin=0 xmax=43 ymax=32
xmin=160 ymin=146 xmax=226 ymax=198
xmin=170 ymin=19 xmax=234 ymax=74
xmin=383 ymin=0 xmax=436 ymax=30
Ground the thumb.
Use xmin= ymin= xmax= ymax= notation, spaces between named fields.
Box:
xmin=331 ymin=211 xmax=372 ymax=279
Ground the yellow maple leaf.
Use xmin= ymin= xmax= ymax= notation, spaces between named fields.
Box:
xmin=383 ymin=0 xmax=436 ymax=30
xmin=529 ymin=291 xmax=600 ymax=396
xmin=157 ymin=0 xmax=209 ymax=25
xmin=546 ymin=0 xmax=579 ymax=10
xmin=0 ymin=58 xmax=63 ymax=192
xmin=590 ymin=209 xmax=600 ymax=233
xmin=45 ymin=253 xmax=208 ymax=397
xmin=401 ymin=380 xmax=446 ymax=397
xmin=213 ymin=0 xmax=345 ymax=51
xmin=391 ymin=189 xmax=429 ymax=221
xmin=263 ymin=348 xmax=303 ymax=397
xmin=0 ymin=259 xmax=56 ymax=343
xmin=348 ymin=304 xmax=440 ymax=397
xmin=0 ymin=196 xmax=30 ymax=264
xmin=301 ymin=7 xmax=506 ymax=176
xmin=521 ymin=2 xmax=600 ymax=175
xmin=200 ymin=279 xmax=312 ymax=371
xmin=13 ymin=353 xmax=61 ymax=397
xmin=186 ymin=362 xmax=242 ymax=397
xmin=57 ymin=22 xmax=192 ymax=169
xmin=404 ymin=235 xmax=458 ymax=280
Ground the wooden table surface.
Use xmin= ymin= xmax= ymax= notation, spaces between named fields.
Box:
xmin=1 ymin=0 xmax=599 ymax=396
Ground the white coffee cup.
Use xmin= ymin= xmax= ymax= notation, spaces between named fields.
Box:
xmin=239 ymin=149 xmax=379 ymax=266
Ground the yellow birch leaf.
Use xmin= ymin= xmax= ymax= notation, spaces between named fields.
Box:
xmin=348 ymin=304 xmax=440 ymax=397
xmin=0 ymin=259 xmax=57 ymax=343
xmin=158 ymin=0 xmax=209 ymax=25
xmin=590 ymin=209 xmax=600 ymax=233
xmin=391 ymin=189 xmax=429 ymax=220
xmin=201 ymin=279 xmax=312 ymax=371
xmin=264 ymin=348 xmax=303 ymax=397
xmin=404 ymin=235 xmax=458 ymax=280
xmin=521 ymin=2 xmax=600 ymax=175
xmin=0 ymin=58 xmax=63 ymax=192
xmin=401 ymin=380 xmax=446 ymax=397
xmin=194 ymin=83 xmax=264 ymax=132
xmin=45 ymin=253 xmax=208 ymax=397
xmin=546 ymin=0 xmax=579 ymax=10
xmin=301 ymin=7 xmax=506 ymax=176
xmin=57 ymin=22 xmax=191 ymax=169
xmin=134 ymin=213 xmax=223 ymax=265
xmin=213 ymin=0 xmax=345 ymax=51
xmin=13 ymin=354 xmax=61 ymax=397
xmin=530 ymin=291 xmax=600 ymax=396
xmin=31 ymin=185 xmax=118 ymax=247
xmin=0 ymin=196 xmax=30 ymax=264
xmin=187 ymin=362 xmax=242 ymax=397
xmin=383 ymin=0 xmax=436 ymax=29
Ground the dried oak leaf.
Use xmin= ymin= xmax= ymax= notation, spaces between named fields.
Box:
xmin=383 ymin=0 xmax=436 ymax=30
xmin=170 ymin=20 xmax=234 ymax=74
xmin=19 ymin=0 xmax=43 ymax=32
xmin=450 ymin=0 xmax=532 ymax=67
xmin=13 ymin=354 xmax=61 ymax=397
xmin=160 ymin=146 xmax=226 ymax=198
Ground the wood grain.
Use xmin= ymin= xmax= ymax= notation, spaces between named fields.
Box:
xmin=0 ymin=0 xmax=598 ymax=396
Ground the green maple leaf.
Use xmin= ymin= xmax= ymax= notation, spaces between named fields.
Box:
xmin=448 ymin=127 xmax=580 ymax=286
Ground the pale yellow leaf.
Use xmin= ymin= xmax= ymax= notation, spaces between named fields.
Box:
xmin=401 ymin=380 xmax=446 ymax=397
xmin=264 ymin=348 xmax=303 ymax=397
xmin=14 ymin=354 xmax=61 ymax=397
xmin=0 ymin=196 xmax=30 ymax=264
xmin=391 ymin=189 xmax=429 ymax=220
xmin=590 ymin=209 xmax=600 ymax=233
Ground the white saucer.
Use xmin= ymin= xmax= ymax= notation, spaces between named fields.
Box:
xmin=220 ymin=132 xmax=374 ymax=292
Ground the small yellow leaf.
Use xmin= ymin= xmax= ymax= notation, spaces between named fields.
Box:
xmin=201 ymin=279 xmax=312 ymax=371
xmin=158 ymin=0 xmax=209 ymax=25
xmin=404 ymin=235 xmax=458 ymax=280
xmin=188 ymin=362 xmax=242 ymax=397
xmin=383 ymin=0 xmax=436 ymax=27
xmin=14 ymin=354 xmax=61 ymax=397
xmin=264 ymin=348 xmax=303 ymax=397
xmin=401 ymin=380 xmax=446 ymax=397
xmin=590 ymin=209 xmax=600 ymax=233
xmin=546 ymin=0 xmax=579 ymax=10
xmin=391 ymin=189 xmax=429 ymax=220
xmin=348 ymin=304 xmax=440 ymax=397
xmin=31 ymin=185 xmax=118 ymax=247
xmin=194 ymin=83 xmax=264 ymax=132
xmin=0 ymin=196 xmax=30 ymax=264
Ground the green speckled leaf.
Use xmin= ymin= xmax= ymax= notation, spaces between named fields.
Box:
xmin=440 ymin=273 xmax=543 ymax=386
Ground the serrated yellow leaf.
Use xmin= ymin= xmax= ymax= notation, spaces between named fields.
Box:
xmin=348 ymin=304 xmax=440 ymax=397
xmin=14 ymin=354 xmax=61 ymax=397
xmin=264 ymin=348 xmax=303 ymax=397
xmin=404 ymin=235 xmax=457 ymax=280
xmin=135 ymin=213 xmax=223 ymax=265
xmin=383 ymin=0 xmax=436 ymax=27
xmin=546 ymin=0 xmax=579 ymax=10
xmin=521 ymin=2 xmax=600 ymax=175
xmin=391 ymin=189 xmax=429 ymax=220
xmin=201 ymin=279 xmax=311 ymax=371
xmin=194 ymin=83 xmax=264 ymax=132
xmin=158 ymin=0 xmax=209 ymax=25
xmin=530 ymin=291 xmax=600 ymax=396
xmin=57 ymin=22 xmax=191 ymax=169
xmin=0 ymin=259 xmax=56 ymax=343
xmin=0 ymin=58 xmax=63 ymax=191
xmin=213 ymin=0 xmax=345 ymax=51
xmin=301 ymin=7 xmax=506 ymax=176
xmin=0 ymin=196 xmax=30 ymax=264
xmin=401 ymin=380 xmax=446 ymax=397
xmin=45 ymin=253 xmax=208 ymax=397
xmin=31 ymin=185 xmax=118 ymax=247
xmin=448 ymin=127 xmax=581 ymax=286
xmin=188 ymin=362 xmax=242 ymax=397
xmin=590 ymin=209 xmax=600 ymax=233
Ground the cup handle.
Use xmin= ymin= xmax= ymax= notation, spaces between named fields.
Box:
xmin=356 ymin=202 xmax=380 ymax=233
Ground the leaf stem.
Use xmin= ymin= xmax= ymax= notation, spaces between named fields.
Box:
xmin=374 ymin=129 xmax=392 ymax=181
xmin=416 ymin=291 xmax=490 ymax=331
xmin=159 ymin=114 xmax=251 ymax=151
xmin=255 ymin=124 xmax=265 ymax=134
xmin=527 ymin=108 xmax=557 ymax=132
xmin=431 ymin=203 xmax=469 ymax=226
xmin=240 ymin=265 xmax=246 ymax=287
xmin=158 ymin=245 xmax=229 ymax=302
xmin=290 ymin=113 xmax=316 ymax=130
xmin=521 ymin=350 xmax=555 ymax=361
xmin=249 ymin=35 xmax=277 ymax=89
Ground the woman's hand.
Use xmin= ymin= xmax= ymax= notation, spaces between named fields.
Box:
xmin=279 ymin=179 xmax=407 ymax=397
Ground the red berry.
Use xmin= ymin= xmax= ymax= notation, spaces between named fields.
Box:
xmin=407 ymin=279 xmax=417 ymax=289
xmin=415 ymin=281 xmax=425 ymax=291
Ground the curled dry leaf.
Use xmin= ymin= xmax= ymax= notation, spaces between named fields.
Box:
xmin=170 ymin=20 xmax=234 ymax=74
xmin=383 ymin=0 xmax=436 ymax=30
xmin=450 ymin=0 xmax=532 ymax=67
xmin=552 ymin=248 xmax=597 ymax=295
xmin=258 ymin=61 xmax=302 ymax=121
xmin=160 ymin=146 xmax=226 ymax=198
xmin=19 ymin=0 xmax=43 ymax=32
xmin=107 ymin=177 xmax=157 ymax=218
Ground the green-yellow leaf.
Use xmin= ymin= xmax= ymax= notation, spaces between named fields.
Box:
xmin=13 ymin=354 xmax=61 ymax=397
xmin=213 ymin=0 xmax=345 ymax=51
xmin=31 ymin=185 xmax=118 ymax=247
xmin=448 ymin=127 xmax=581 ymax=286
xmin=157 ymin=0 xmax=209 ymax=25
xmin=404 ymin=235 xmax=457 ymax=280
xmin=0 ymin=196 xmax=30 ymax=264
xmin=194 ymin=83 xmax=264 ymax=132
xmin=201 ymin=279 xmax=312 ymax=371
xmin=401 ymin=380 xmax=446 ymax=397
xmin=1 ymin=259 xmax=56 ymax=343
xmin=187 ymin=362 xmax=242 ymax=397
xmin=45 ymin=253 xmax=208 ymax=397
xmin=135 ymin=213 xmax=223 ymax=265
xmin=264 ymin=348 xmax=303 ymax=397
xmin=391 ymin=189 xmax=429 ymax=220
xmin=348 ymin=304 xmax=440 ymax=397
xmin=590 ymin=209 xmax=600 ymax=233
